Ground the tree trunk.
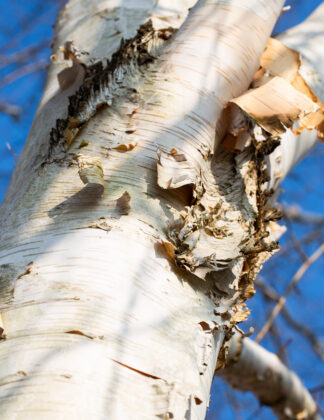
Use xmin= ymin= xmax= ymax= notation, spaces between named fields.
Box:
xmin=0 ymin=0 xmax=322 ymax=419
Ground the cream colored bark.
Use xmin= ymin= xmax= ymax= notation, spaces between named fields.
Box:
xmin=0 ymin=1 xmax=321 ymax=419
xmin=219 ymin=334 xmax=321 ymax=420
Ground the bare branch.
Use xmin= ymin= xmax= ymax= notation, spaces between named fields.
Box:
xmin=255 ymin=278 xmax=324 ymax=361
xmin=285 ymin=216 xmax=308 ymax=262
xmin=0 ymin=59 xmax=48 ymax=88
xmin=310 ymin=385 xmax=324 ymax=395
xmin=0 ymin=7 xmax=54 ymax=54
xmin=282 ymin=204 xmax=324 ymax=225
xmin=256 ymin=244 xmax=324 ymax=343
xmin=0 ymin=103 xmax=21 ymax=117
xmin=269 ymin=230 xmax=323 ymax=262
xmin=218 ymin=334 xmax=322 ymax=420
xmin=0 ymin=40 xmax=50 ymax=69
xmin=5 ymin=142 xmax=19 ymax=159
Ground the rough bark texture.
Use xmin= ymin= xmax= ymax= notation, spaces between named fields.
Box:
xmin=0 ymin=0 xmax=321 ymax=419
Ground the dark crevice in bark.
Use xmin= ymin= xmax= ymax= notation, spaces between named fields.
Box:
xmin=45 ymin=21 xmax=176 ymax=165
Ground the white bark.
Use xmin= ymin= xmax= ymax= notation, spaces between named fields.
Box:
xmin=218 ymin=334 xmax=321 ymax=420
xmin=217 ymin=7 xmax=324 ymax=419
xmin=0 ymin=0 xmax=321 ymax=419
xmin=266 ymin=2 xmax=324 ymax=194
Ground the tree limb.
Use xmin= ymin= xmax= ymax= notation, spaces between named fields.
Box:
xmin=282 ymin=204 xmax=324 ymax=225
xmin=0 ymin=103 xmax=21 ymax=117
xmin=218 ymin=334 xmax=322 ymax=420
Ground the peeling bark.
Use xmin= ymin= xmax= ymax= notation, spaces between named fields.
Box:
xmin=0 ymin=0 xmax=322 ymax=419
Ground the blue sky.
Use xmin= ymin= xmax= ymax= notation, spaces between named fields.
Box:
xmin=0 ymin=1 xmax=323 ymax=419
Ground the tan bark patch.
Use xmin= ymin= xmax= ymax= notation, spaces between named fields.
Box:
xmin=76 ymin=154 xmax=104 ymax=188
xmin=230 ymin=77 xmax=319 ymax=135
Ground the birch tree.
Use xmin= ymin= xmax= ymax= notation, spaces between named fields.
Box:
xmin=0 ymin=0 xmax=323 ymax=419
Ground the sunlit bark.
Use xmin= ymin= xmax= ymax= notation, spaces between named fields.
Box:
xmin=219 ymin=333 xmax=321 ymax=420
xmin=1 ymin=1 xmax=322 ymax=419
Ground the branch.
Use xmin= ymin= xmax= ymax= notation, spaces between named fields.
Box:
xmin=281 ymin=204 xmax=324 ymax=225
xmin=268 ymin=229 xmax=323 ymax=263
xmin=255 ymin=278 xmax=324 ymax=362
xmin=0 ymin=59 xmax=47 ymax=88
xmin=0 ymin=103 xmax=21 ymax=117
xmin=0 ymin=7 xmax=53 ymax=54
xmin=256 ymin=244 xmax=324 ymax=342
xmin=218 ymin=334 xmax=322 ymax=420
xmin=0 ymin=40 xmax=50 ymax=70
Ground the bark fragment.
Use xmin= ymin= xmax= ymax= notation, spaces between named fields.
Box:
xmin=76 ymin=155 xmax=104 ymax=189
xmin=116 ymin=191 xmax=131 ymax=215
xmin=157 ymin=150 xmax=199 ymax=192
xmin=55 ymin=41 xmax=87 ymax=91
xmin=253 ymin=37 xmax=324 ymax=140
xmin=230 ymin=77 xmax=319 ymax=135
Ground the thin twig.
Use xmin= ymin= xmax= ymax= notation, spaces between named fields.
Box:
xmin=255 ymin=244 xmax=324 ymax=343
xmin=246 ymin=405 xmax=263 ymax=420
xmin=285 ymin=216 xmax=308 ymax=262
xmin=5 ymin=142 xmax=19 ymax=159
xmin=310 ymin=385 xmax=324 ymax=394
xmin=267 ymin=229 xmax=323 ymax=263
xmin=281 ymin=204 xmax=324 ymax=225
xmin=267 ymin=302 xmax=289 ymax=364
xmin=0 ymin=59 xmax=48 ymax=88
xmin=0 ymin=40 xmax=50 ymax=69
xmin=255 ymin=278 xmax=324 ymax=361
xmin=281 ymin=308 xmax=324 ymax=361
xmin=276 ymin=338 xmax=293 ymax=362
xmin=0 ymin=103 xmax=21 ymax=117
xmin=0 ymin=7 xmax=53 ymax=54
